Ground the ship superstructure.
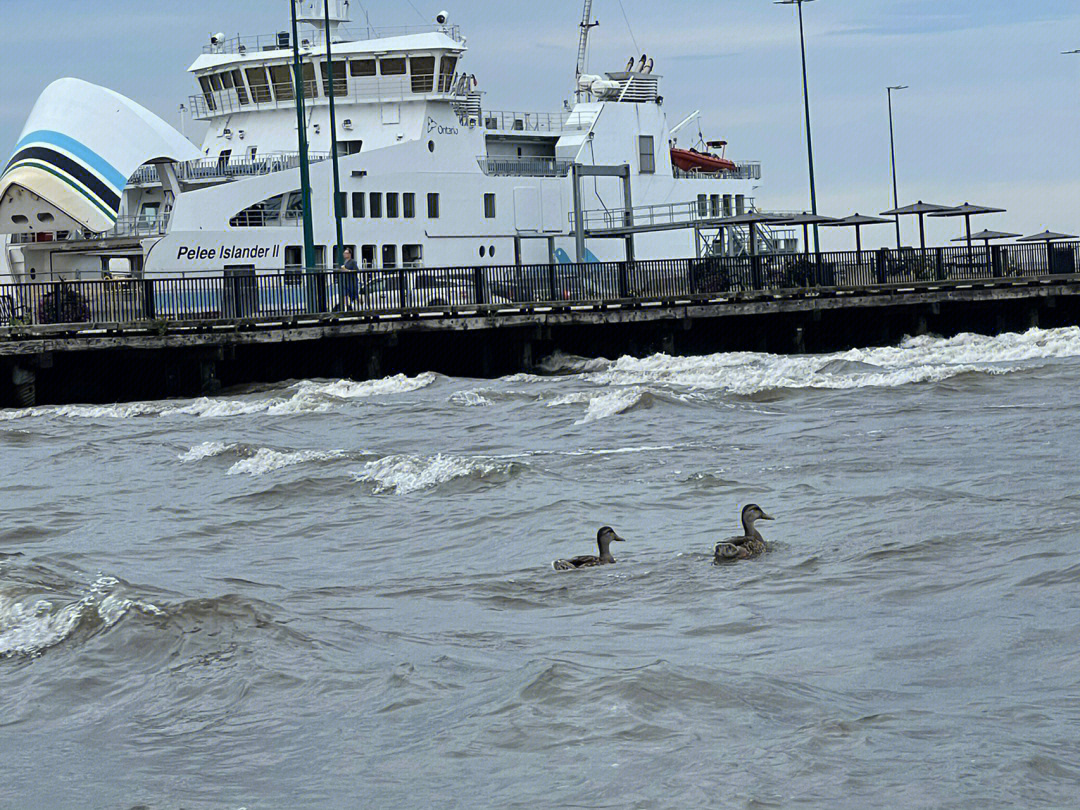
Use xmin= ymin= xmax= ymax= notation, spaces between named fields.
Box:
xmin=1 ymin=1 xmax=779 ymax=284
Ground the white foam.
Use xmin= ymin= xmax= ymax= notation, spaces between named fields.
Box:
xmin=289 ymin=372 xmax=438 ymax=400
xmin=449 ymin=390 xmax=492 ymax=407
xmin=0 ymin=575 xmax=161 ymax=659
xmin=352 ymin=453 xmax=520 ymax=495
xmin=537 ymin=350 xmax=611 ymax=375
xmin=178 ymin=441 xmax=236 ymax=463
xmin=226 ymin=447 xmax=347 ymax=476
xmin=580 ymin=328 xmax=1080 ymax=395
xmin=576 ymin=388 xmax=649 ymax=424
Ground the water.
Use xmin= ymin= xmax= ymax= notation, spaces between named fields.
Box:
xmin=3 ymin=328 xmax=1080 ymax=809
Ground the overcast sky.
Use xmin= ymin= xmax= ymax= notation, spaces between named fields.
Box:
xmin=3 ymin=1 xmax=1078 ymax=248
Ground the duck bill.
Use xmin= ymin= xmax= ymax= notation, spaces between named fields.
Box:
xmin=614 ymin=534 xmax=627 ymax=542
xmin=760 ymin=513 xmax=775 ymax=521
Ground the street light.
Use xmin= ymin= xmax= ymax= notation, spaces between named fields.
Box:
xmin=776 ymin=0 xmax=820 ymax=253
xmin=887 ymin=85 xmax=908 ymax=249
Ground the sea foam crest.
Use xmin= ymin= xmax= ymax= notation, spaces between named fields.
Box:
xmin=576 ymin=388 xmax=651 ymax=424
xmin=581 ymin=328 xmax=1080 ymax=394
xmin=178 ymin=441 xmax=236 ymax=463
xmin=226 ymin=447 xmax=348 ymax=476
xmin=352 ymin=453 xmax=522 ymax=495
xmin=0 ymin=576 xmax=162 ymax=659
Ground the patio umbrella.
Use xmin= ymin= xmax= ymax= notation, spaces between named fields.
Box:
xmin=821 ymin=214 xmax=892 ymax=256
xmin=1017 ymin=230 xmax=1079 ymax=242
xmin=779 ymin=213 xmax=840 ymax=255
xmin=880 ymin=201 xmax=954 ymax=250
xmin=929 ymin=203 xmax=1007 ymax=250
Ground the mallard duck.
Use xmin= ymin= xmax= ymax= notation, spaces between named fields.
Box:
xmin=553 ymin=527 xmax=626 ymax=570
xmin=714 ymin=504 xmax=774 ymax=563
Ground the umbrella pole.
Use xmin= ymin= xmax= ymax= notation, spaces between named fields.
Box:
xmin=919 ymin=214 xmax=926 ymax=252
xmin=966 ymin=213 xmax=973 ymax=269
xmin=856 ymin=225 xmax=863 ymax=263
xmin=803 ymin=223 xmax=810 ymax=256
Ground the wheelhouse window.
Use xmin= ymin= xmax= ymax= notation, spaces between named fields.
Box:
xmin=410 ymin=56 xmax=435 ymax=93
xmin=350 ymin=59 xmax=376 ymax=77
xmin=439 ymin=56 xmax=458 ymax=92
xmin=269 ymin=64 xmax=294 ymax=101
xmin=639 ymin=135 xmax=656 ymax=174
xmin=231 ymin=69 xmax=249 ymax=104
xmin=379 ymin=57 xmax=406 ymax=76
xmin=245 ymin=67 xmax=272 ymax=103
xmin=321 ymin=61 xmax=347 ymax=97
xmin=209 ymin=74 xmax=224 ymax=92
xmin=427 ymin=192 xmax=440 ymax=219
xmin=198 ymin=77 xmax=217 ymax=111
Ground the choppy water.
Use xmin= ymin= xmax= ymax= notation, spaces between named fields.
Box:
xmin=3 ymin=328 xmax=1080 ymax=809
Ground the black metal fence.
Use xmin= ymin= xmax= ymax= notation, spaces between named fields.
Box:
xmin=2 ymin=242 xmax=1078 ymax=329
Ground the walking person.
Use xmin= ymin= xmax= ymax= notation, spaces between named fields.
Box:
xmin=338 ymin=248 xmax=360 ymax=311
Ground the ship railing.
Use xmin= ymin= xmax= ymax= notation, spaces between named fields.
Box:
xmin=575 ymin=199 xmax=760 ymax=232
xmin=477 ymin=156 xmax=574 ymax=177
xmin=4 ymin=243 xmax=1079 ymax=327
xmin=674 ymin=162 xmax=762 ymax=181
xmin=201 ymin=24 xmax=463 ymax=56
xmin=479 ymin=110 xmax=583 ymax=133
xmin=128 ymin=153 xmax=332 ymax=187
xmin=189 ymin=72 xmax=465 ymax=120
xmin=7 ymin=215 xmax=173 ymax=248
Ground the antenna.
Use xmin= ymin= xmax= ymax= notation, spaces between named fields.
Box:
xmin=574 ymin=0 xmax=599 ymax=102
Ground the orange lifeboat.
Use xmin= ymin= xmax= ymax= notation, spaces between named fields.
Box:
xmin=671 ymin=147 xmax=737 ymax=174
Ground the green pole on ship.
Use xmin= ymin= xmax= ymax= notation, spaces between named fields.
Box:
xmin=324 ymin=0 xmax=345 ymax=270
xmin=290 ymin=0 xmax=317 ymax=275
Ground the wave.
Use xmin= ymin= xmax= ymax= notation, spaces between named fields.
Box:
xmin=226 ymin=447 xmax=349 ymax=477
xmin=0 ymin=575 xmax=162 ymax=659
xmin=351 ymin=453 xmax=526 ymax=495
xmin=448 ymin=390 xmax=493 ymax=407
xmin=0 ymin=373 xmax=438 ymax=422
xmin=536 ymin=350 xmax=611 ymax=375
xmin=579 ymin=328 xmax=1080 ymax=395
xmin=576 ymin=388 xmax=657 ymax=423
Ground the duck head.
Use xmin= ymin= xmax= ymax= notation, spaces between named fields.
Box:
xmin=741 ymin=504 xmax=774 ymax=534
xmin=597 ymin=526 xmax=626 ymax=547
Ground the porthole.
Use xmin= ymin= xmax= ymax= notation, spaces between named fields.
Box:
xmin=489 ymin=245 xmax=496 ymax=258
xmin=479 ymin=246 xmax=486 ymax=258
xmin=11 ymin=215 xmax=28 ymax=225
xmin=428 ymin=140 xmax=435 ymax=153
xmin=37 ymin=212 xmax=54 ymax=223
xmin=29 ymin=268 xmax=37 ymax=280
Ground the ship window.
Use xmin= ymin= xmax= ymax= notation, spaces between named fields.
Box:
xmin=369 ymin=192 xmax=383 ymax=218
xmin=403 ymin=193 xmax=416 ymax=219
xmin=285 ymin=190 xmax=304 ymax=220
xmin=479 ymin=246 xmax=486 ymax=258
xmin=350 ymin=59 xmax=376 ymax=77
xmin=210 ymin=73 xmax=224 ymax=92
xmin=639 ymin=135 xmax=656 ymax=174
xmin=386 ymin=193 xmax=399 ymax=219
xmin=336 ymin=192 xmax=348 ymax=218
xmin=220 ymin=71 xmax=234 ymax=90
xmin=321 ymin=60 xmax=347 ymax=97
xmin=361 ymin=244 xmax=376 ymax=268
xmin=711 ymin=195 xmax=721 ymax=217
xmin=484 ymin=193 xmax=496 ymax=219
xmin=382 ymin=244 xmax=398 ymax=269
xmin=427 ymin=193 xmax=440 ymax=219
xmin=232 ymin=70 xmax=250 ymax=104
xmin=338 ymin=140 xmax=363 ymax=155
xmin=403 ymin=244 xmax=423 ymax=267
xmin=245 ymin=67 xmax=272 ymax=103
xmin=230 ymin=194 xmax=284 ymax=227
xmin=199 ymin=76 xmax=217 ymax=111
xmin=380 ymin=57 xmax=406 ymax=76
xmin=352 ymin=192 xmax=365 ymax=218
xmin=697 ymin=194 xmax=708 ymax=217
xmin=302 ymin=62 xmax=318 ymax=98
xmin=284 ymin=245 xmax=326 ymax=272
xmin=439 ymin=56 xmax=458 ymax=93
xmin=269 ymin=64 xmax=294 ymax=101
xmin=410 ymin=57 xmax=435 ymax=93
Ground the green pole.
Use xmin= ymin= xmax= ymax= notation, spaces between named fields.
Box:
xmin=324 ymin=0 xmax=345 ymax=269
xmin=291 ymin=0 xmax=316 ymax=273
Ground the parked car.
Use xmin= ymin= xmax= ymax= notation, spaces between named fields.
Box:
xmin=330 ymin=270 xmax=513 ymax=312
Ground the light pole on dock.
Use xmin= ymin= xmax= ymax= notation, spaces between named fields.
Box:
xmin=776 ymin=0 xmax=820 ymax=253
xmin=887 ymin=85 xmax=908 ymax=250
xmin=290 ymin=0 xmax=317 ymax=274
xmin=324 ymin=0 xmax=345 ymax=270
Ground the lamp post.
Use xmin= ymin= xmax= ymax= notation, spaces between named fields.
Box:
xmin=290 ymin=0 xmax=316 ymax=275
xmin=324 ymin=0 xmax=345 ymax=270
xmin=887 ymin=85 xmax=908 ymax=250
xmin=776 ymin=0 xmax=820 ymax=253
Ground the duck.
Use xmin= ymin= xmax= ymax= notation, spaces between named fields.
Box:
xmin=714 ymin=504 xmax=774 ymax=563
xmin=553 ymin=527 xmax=626 ymax=570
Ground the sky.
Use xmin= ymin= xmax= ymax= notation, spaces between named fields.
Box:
xmin=2 ymin=0 xmax=1078 ymax=249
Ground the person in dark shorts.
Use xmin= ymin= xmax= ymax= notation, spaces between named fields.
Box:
xmin=339 ymin=248 xmax=360 ymax=311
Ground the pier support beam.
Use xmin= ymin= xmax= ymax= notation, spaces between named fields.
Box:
xmin=12 ymin=364 xmax=36 ymax=408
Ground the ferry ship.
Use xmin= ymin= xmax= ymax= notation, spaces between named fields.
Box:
xmin=0 ymin=1 xmax=780 ymax=285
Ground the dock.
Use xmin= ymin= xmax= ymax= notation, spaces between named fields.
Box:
xmin=2 ymin=243 xmax=1079 ymax=407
